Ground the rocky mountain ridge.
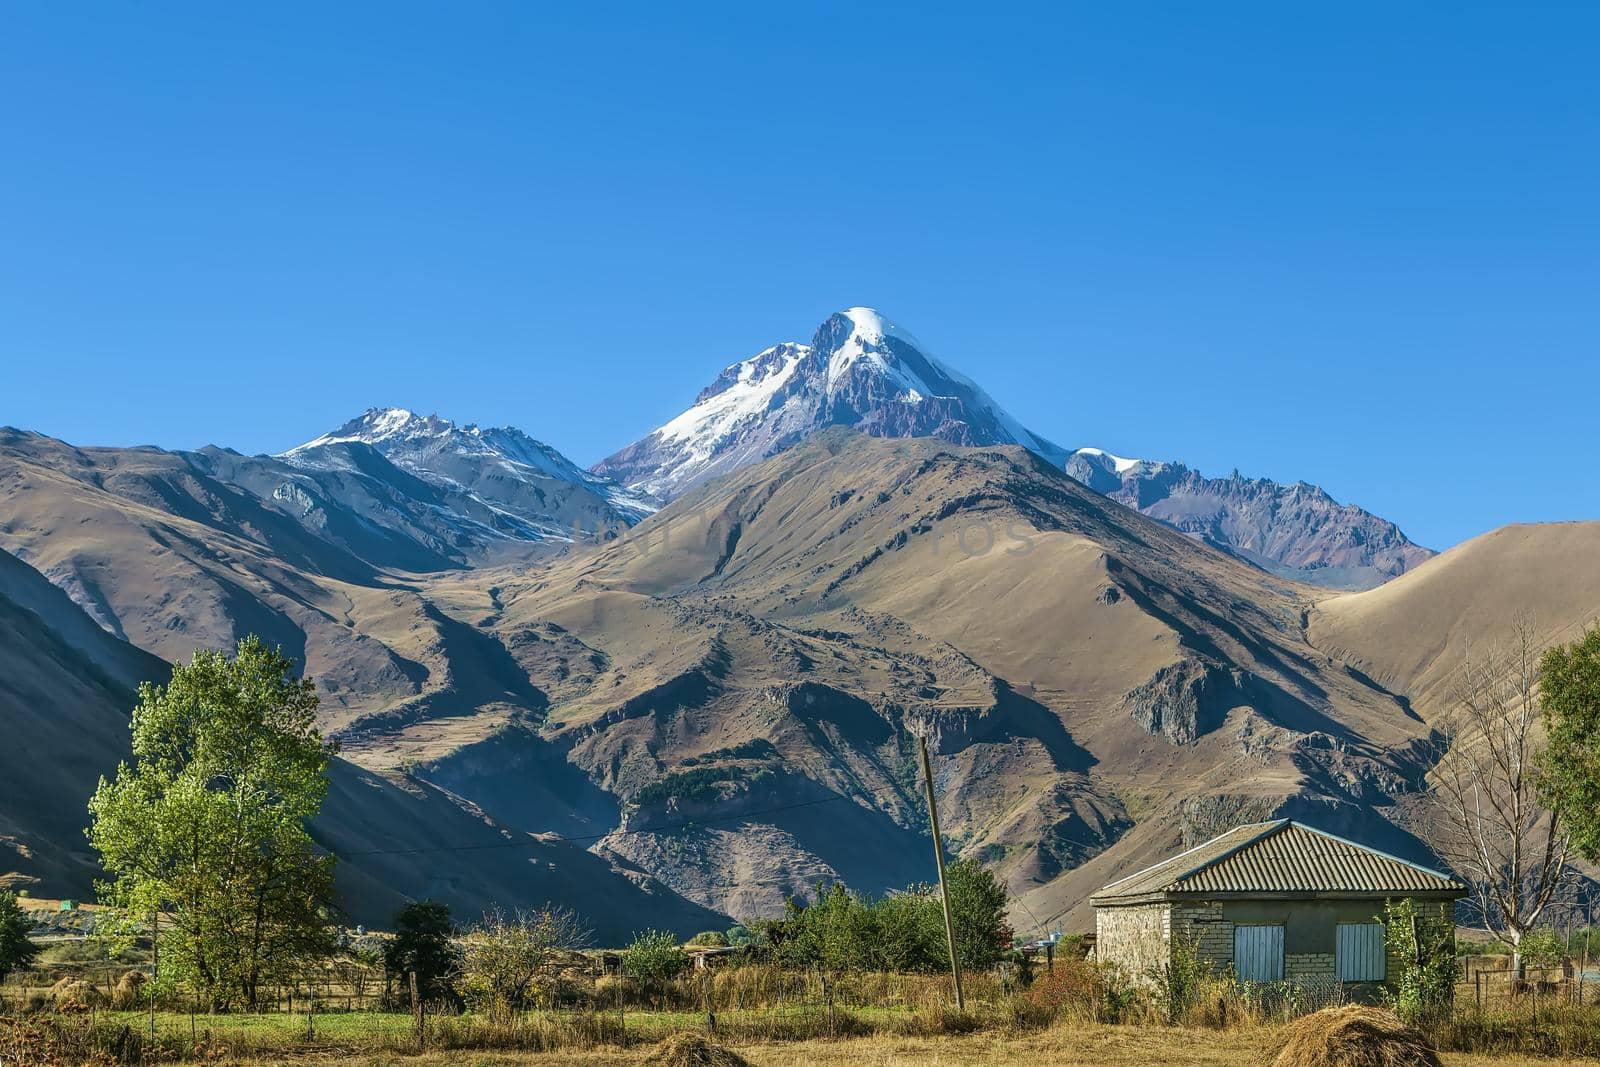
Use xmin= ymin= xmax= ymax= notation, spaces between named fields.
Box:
xmin=1066 ymin=448 xmax=1435 ymax=590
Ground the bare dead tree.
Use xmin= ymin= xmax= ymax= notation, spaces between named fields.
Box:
xmin=460 ymin=904 xmax=592 ymax=1018
xmin=1430 ymin=620 xmax=1574 ymax=977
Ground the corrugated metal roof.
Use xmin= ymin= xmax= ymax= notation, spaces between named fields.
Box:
xmin=1091 ymin=820 xmax=1465 ymax=904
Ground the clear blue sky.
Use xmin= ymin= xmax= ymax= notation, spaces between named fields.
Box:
xmin=3 ymin=3 xmax=1596 ymax=550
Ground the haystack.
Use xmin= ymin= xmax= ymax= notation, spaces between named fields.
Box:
xmin=644 ymin=1032 xmax=751 ymax=1067
xmin=1273 ymin=1005 xmax=1443 ymax=1067
xmin=48 ymin=977 xmax=106 ymax=1012
xmin=111 ymin=970 xmax=147 ymax=1010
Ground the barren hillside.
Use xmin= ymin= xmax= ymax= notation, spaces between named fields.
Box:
xmin=367 ymin=431 xmax=1457 ymax=930
xmin=4 ymin=423 xmax=1596 ymax=938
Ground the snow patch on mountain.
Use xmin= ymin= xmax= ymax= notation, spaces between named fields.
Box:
xmin=1073 ymin=447 xmax=1143 ymax=474
xmin=659 ymin=343 xmax=806 ymax=457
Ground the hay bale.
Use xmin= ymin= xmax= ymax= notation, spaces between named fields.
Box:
xmin=1273 ymin=1005 xmax=1442 ymax=1067
xmin=48 ymin=977 xmax=106 ymax=1013
xmin=111 ymin=970 xmax=147 ymax=1010
xmin=644 ymin=1032 xmax=751 ymax=1067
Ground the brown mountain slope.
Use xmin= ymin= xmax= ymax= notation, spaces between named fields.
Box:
xmin=0 ymin=547 xmax=166 ymax=892
xmin=368 ymin=430 xmax=1446 ymax=929
xmin=0 ymin=430 xmax=552 ymax=735
xmin=1306 ymin=522 xmax=1600 ymax=717
xmin=0 ymin=546 xmax=723 ymax=939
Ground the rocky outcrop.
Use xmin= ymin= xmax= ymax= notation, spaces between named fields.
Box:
xmin=1122 ymin=658 xmax=1248 ymax=745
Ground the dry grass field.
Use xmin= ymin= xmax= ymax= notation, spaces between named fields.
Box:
xmin=165 ymin=1026 xmax=1592 ymax=1067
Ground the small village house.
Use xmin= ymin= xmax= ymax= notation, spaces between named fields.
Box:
xmin=1091 ymin=820 xmax=1465 ymax=993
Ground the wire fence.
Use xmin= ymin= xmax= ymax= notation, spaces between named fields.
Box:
xmin=1460 ymin=960 xmax=1600 ymax=1010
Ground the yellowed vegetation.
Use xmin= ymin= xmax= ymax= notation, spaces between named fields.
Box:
xmin=203 ymin=1026 xmax=1590 ymax=1066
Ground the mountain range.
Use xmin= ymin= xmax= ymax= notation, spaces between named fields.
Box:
xmin=593 ymin=307 xmax=1432 ymax=590
xmin=3 ymin=305 xmax=1587 ymax=939
xmin=1065 ymin=449 xmax=1436 ymax=590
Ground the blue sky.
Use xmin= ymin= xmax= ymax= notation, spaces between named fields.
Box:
xmin=3 ymin=3 xmax=1596 ymax=551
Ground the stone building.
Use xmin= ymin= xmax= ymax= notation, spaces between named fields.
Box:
xmin=1091 ymin=820 xmax=1464 ymax=994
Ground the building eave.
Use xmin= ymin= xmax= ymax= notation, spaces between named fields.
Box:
xmin=1091 ymin=887 xmax=1467 ymax=909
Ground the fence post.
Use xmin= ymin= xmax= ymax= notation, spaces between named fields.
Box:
xmin=616 ymin=969 xmax=626 ymax=1047
xmin=409 ymin=971 xmax=424 ymax=1050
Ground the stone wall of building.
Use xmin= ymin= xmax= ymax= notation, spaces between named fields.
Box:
xmin=1095 ymin=902 xmax=1170 ymax=980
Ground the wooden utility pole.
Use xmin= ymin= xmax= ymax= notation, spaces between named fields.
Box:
xmin=918 ymin=733 xmax=965 ymax=1011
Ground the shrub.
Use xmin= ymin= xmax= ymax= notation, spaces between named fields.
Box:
xmin=1005 ymin=991 xmax=1058 ymax=1030
xmin=687 ymin=930 xmax=729 ymax=948
xmin=725 ymin=925 xmax=760 ymax=948
xmin=460 ymin=904 xmax=590 ymax=1017
xmin=1022 ymin=958 xmax=1141 ymax=1023
xmin=1381 ymin=899 xmax=1456 ymax=1023
xmin=1149 ymin=934 xmax=1209 ymax=1024
xmin=623 ymin=930 xmax=688 ymax=999
xmin=1519 ymin=928 xmax=1563 ymax=972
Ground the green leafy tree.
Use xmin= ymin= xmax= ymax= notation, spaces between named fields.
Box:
xmin=686 ymin=929 xmax=729 ymax=948
xmin=868 ymin=888 xmax=945 ymax=972
xmin=384 ymin=900 xmax=461 ymax=1005
xmin=621 ymin=928 xmax=687 ymax=1003
xmin=774 ymin=882 xmax=872 ymax=974
xmin=1519 ymin=928 xmax=1563 ymax=973
xmin=1381 ymin=898 xmax=1457 ymax=1023
xmin=946 ymin=858 xmax=1013 ymax=969
xmin=1541 ymin=625 xmax=1600 ymax=862
xmin=770 ymin=861 xmax=1011 ymax=975
xmin=0 ymin=890 xmax=41 ymax=984
xmin=87 ymin=636 xmax=337 ymax=1009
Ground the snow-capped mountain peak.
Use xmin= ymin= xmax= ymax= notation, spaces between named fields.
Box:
xmin=592 ymin=307 xmax=1069 ymax=499
xmin=283 ymin=408 xmax=657 ymax=544
xmin=286 ymin=406 xmax=447 ymax=453
xmin=823 ymin=307 xmax=931 ymax=394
